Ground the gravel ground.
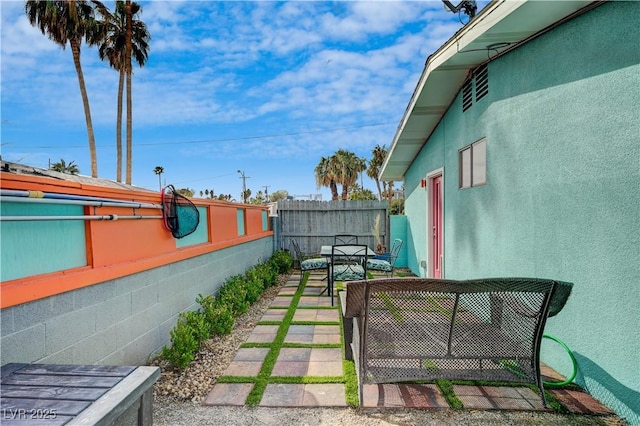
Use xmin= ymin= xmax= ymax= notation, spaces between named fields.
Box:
xmin=153 ymin=403 xmax=625 ymax=426
xmin=150 ymin=274 xmax=626 ymax=426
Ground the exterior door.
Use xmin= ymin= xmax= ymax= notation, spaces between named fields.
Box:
xmin=431 ymin=175 xmax=443 ymax=278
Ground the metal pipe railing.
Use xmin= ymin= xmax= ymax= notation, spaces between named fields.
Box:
xmin=0 ymin=190 xmax=164 ymax=222
xmin=0 ymin=190 xmax=162 ymax=210
xmin=0 ymin=215 xmax=163 ymax=222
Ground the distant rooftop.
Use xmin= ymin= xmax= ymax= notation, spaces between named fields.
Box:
xmin=0 ymin=160 xmax=155 ymax=193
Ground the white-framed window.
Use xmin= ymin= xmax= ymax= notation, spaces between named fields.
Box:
xmin=459 ymin=138 xmax=486 ymax=189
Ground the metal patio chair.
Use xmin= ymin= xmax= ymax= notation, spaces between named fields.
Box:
xmin=291 ymin=239 xmax=327 ymax=286
xmin=328 ymin=244 xmax=369 ymax=306
xmin=334 ymin=234 xmax=358 ymax=245
xmin=367 ymin=238 xmax=403 ymax=277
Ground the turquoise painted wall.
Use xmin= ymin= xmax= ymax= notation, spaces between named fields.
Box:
xmin=237 ymin=209 xmax=245 ymax=236
xmin=403 ymin=3 xmax=639 ymax=422
xmin=0 ymin=202 xmax=87 ymax=281
xmin=176 ymin=206 xmax=209 ymax=248
xmin=389 ymin=215 xmax=408 ymax=267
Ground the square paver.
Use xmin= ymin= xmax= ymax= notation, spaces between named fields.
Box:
xmin=285 ymin=333 xmax=314 ymax=343
xmin=309 ymin=348 xmax=342 ymax=362
xmin=298 ymin=296 xmax=333 ymax=307
xmin=303 ymin=286 xmax=326 ymax=296
xmin=245 ymin=325 xmax=279 ymax=343
xmin=363 ymin=384 xmax=404 ymax=407
xmin=233 ymin=347 xmax=270 ymax=362
xmin=284 ymin=325 xmax=314 ymax=344
xmin=223 ymin=348 xmax=268 ymax=375
xmin=363 ymin=384 xmax=448 ymax=408
xmin=307 ymin=361 xmax=343 ymax=376
xmin=302 ymin=384 xmax=347 ymax=407
xmin=271 ymin=361 xmax=309 ymax=376
xmin=292 ymin=309 xmax=318 ymax=321
xmin=549 ymin=389 xmax=615 ymax=415
xmin=203 ymin=383 xmax=253 ymax=406
xmin=277 ymin=348 xmax=311 ymax=362
xmin=270 ymin=296 xmax=294 ymax=307
xmin=397 ymin=384 xmax=449 ymax=408
xmin=260 ymin=309 xmax=287 ymax=322
xmin=288 ymin=325 xmax=315 ymax=334
xmin=317 ymin=309 xmax=340 ymax=322
xmin=453 ymin=385 xmax=545 ymax=410
xmin=222 ymin=361 xmax=263 ymax=376
xmin=312 ymin=334 xmax=341 ymax=344
xmin=260 ymin=384 xmax=305 ymax=406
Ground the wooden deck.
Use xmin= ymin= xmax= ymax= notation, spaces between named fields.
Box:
xmin=1 ymin=363 xmax=159 ymax=425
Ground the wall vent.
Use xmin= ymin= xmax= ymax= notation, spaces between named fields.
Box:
xmin=475 ymin=64 xmax=489 ymax=101
xmin=462 ymin=79 xmax=473 ymax=112
xmin=462 ymin=64 xmax=489 ymax=112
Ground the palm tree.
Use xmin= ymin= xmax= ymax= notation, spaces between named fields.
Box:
xmin=97 ymin=1 xmax=149 ymax=183
xmin=333 ymin=149 xmax=366 ymax=200
xmin=50 ymin=158 xmax=80 ymax=175
xmin=153 ymin=166 xmax=163 ymax=191
xmin=367 ymin=144 xmax=387 ymax=200
xmin=25 ymin=0 xmax=106 ymax=178
xmin=314 ymin=156 xmax=339 ymax=200
xmin=315 ymin=151 xmax=366 ymax=200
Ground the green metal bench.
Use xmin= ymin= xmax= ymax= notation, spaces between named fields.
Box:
xmin=340 ymin=277 xmax=568 ymax=407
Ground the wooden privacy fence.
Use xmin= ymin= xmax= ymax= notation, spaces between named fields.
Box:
xmin=273 ymin=200 xmax=389 ymax=256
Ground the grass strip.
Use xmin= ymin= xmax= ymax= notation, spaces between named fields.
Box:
xmin=280 ymin=343 xmax=341 ymax=349
xmin=267 ymin=376 xmax=345 ymax=384
xmin=436 ymin=379 xmax=463 ymax=409
xmin=343 ymin=360 xmax=359 ymax=407
xmin=217 ymin=376 xmax=258 ymax=383
xmin=379 ymin=292 xmax=405 ymax=323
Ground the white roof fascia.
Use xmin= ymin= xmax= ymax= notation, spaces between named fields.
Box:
xmin=380 ymin=0 xmax=595 ymax=181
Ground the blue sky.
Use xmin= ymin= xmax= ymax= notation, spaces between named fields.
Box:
xmin=1 ymin=1 xmax=486 ymax=200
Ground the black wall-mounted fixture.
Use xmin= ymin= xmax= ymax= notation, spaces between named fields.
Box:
xmin=442 ymin=0 xmax=477 ymax=19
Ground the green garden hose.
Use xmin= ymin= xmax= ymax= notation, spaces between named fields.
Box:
xmin=542 ymin=333 xmax=578 ymax=387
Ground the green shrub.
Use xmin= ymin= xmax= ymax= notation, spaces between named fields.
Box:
xmin=270 ymin=249 xmax=293 ymax=274
xmin=210 ymin=304 xmax=235 ymax=335
xmin=245 ymin=274 xmax=263 ymax=304
xmin=253 ymin=261 xmax=277 ymax=288
xmin=161 ymin=316 xmax=199 ymax=369
xmin=197 ymin=293 xmax=235 ymax=336
xmin=181 ymin=310 xmax=211 ymax=342
xmin=160 ymin=250 xmax=288 ymax=370
xmin=217 ymin=275 xmax=249 ymax=315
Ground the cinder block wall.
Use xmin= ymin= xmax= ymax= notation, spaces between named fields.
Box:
xmin=0 ymin=237 xmax=273 ymax=366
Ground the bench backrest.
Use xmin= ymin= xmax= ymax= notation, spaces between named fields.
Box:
xmin=349 ymin=277 xmax=562 ymax=390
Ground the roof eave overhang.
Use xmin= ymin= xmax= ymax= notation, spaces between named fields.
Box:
xmin=380 ymin=0 xmax=596 ymax=181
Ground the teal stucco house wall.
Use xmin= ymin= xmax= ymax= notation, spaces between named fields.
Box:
xmin=381 ymin=1 xmax=639 ymax=423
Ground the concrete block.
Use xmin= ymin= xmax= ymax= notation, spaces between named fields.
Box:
xmin=95 ymin=293 xmax=132 ymax=332
xmin=45 ymin=306 xmax=96 ymax=354
xmin=73 ymin=325 xmax=119 ymax=364
xmin=1 ymin=308 xmax=14 ymax=336
xmin=119 ymin=330 xmax=163 ymax=365
xmin=37 ymin=346 xmax=76 ymax=365
xmin=157 ymin=276 xmax=180 ymax=302
xmin=115 ymin=306 xmax=158 ymax=350
xmin=98 ymin=348 xmax=126 ymax=366
xmin=12 ymin=298 xmax=54 ymax=332
xmin=132 ymin=283 xmax=158 ymax=312
xmin=74 ymin=280 xmax=116 ymax=309
xmin=1 ymin=325 xmax=46 ymax=364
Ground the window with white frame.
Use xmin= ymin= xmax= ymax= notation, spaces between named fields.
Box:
xmin=459 ymin=138 xmax=486 ymax=189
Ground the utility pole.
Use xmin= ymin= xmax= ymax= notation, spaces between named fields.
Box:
xmin=237 ymin=170 xmax=250 ymax=203
xmin=263 ymin=185 xmax=270 ymax=202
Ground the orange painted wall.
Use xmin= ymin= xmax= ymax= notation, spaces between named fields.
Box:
xmin=0 ymin=173 xmax=272 ymax=308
